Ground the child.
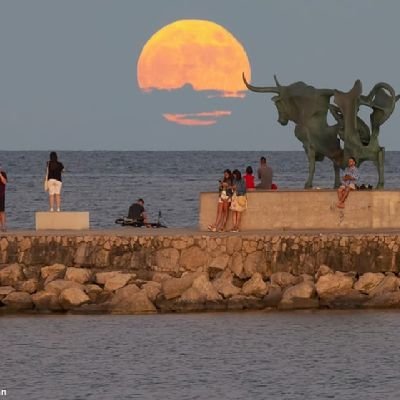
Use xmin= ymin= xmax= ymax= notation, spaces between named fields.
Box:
xmin=243 ymin=166 xmax=255 ymax=190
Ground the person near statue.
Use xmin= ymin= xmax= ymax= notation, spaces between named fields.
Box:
xmin=256 ymin=156 xmax=273 ymax=189
xmin=337 ymin=157 xmax=359 ymax=208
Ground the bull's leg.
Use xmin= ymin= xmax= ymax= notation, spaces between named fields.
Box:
xmin=333 ymin=163 xmax=341 ymax=188
xmin=376 ymin=147 xmax=385 ymax=189
xmin=304 ymin=147 xmax=316 ymax=189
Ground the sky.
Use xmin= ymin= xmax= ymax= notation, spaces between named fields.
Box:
xmin=1 ymin=0 xmax=400 ymax=151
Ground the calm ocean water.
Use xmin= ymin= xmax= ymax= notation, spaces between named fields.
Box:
xmin=1 ymin=150 xmax=400 ymax=229
xmin=1 ymin=311 xmax=400 ymax=400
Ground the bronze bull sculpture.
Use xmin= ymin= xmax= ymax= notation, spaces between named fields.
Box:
xmin=243 ymin=73 xmax=399 ymax=188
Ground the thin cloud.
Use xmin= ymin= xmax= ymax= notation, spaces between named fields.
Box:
xmin=163 ymin=110 xmax=231 ymax=126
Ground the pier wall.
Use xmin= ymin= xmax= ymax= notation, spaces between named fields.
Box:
xmin=1 ymin=231 xmax=400 ymax=313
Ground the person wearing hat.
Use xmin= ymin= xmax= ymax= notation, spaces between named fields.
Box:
xmin=0 ymin=167 xmax=8 ymax=231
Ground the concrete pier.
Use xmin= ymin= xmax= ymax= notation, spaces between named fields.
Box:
xmin=199 ymin=190 xmax=400 ymax=231
xmin=35 ymin=212 xmax=90 ymax=230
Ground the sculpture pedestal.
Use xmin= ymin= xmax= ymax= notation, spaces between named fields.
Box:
xmin=199 ymin=190 xmax=400 ymax=231
xmin=35 ymin=212 xmax=90 ymax=230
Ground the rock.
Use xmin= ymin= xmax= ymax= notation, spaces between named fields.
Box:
xmin=243 ymin=251 xmax=267 ymax=278
xmin=369 ymin=275 xmax=399 ymax=297
xmin=104 ymin=273 xmax=134 ymax=291
xmin=281 ymin=281 xmax=315 ymax=303
xmin=354 ymin=272 xmax=385 ymax=295
xmin=162 ymin=271 xmax=202 ymax=300
xmin=315 ymin=272 xmax=354 ymax=298
xmin=151 ymin=272 xmax=171 ymax=283
xmin=190 ymin=274 xmax=222 ymax=301
xmin=180 ymin=287 xmax=203 ymax=302
xmin=15 ymin=279 xmax=38 ymax=294
xmin=278 ymin=298 xmax=319 ymax=310
xmin=65 ymin=267 xmax=92 ymax=284
xmin=300 ymin=274 xmax=314 ymax=283
xmin=141 ymin=281 xmax=161 ymax=302
xmin=263 ymin=285 xmax=282 ymax=308
xmin=315 ymin=264 xmax=333 ymax=280
xmin=32 ymin=291 xmax=62 ymax=311
xmin=229 ymin=253 xmax=243 ymax=277
xmin=59 ymin=288 xmax=90 ymax=310
xmin=110 ymin=288 xmax=156 ymax=314
xmin=209 ymin=254 xmax=230 ymax=270
xmin=212 ymin=270 xmax=241 ymax=299
xmin=22 ymin=266 xmax=40 ymax=280
xmin=270 ymin=272 xmax=297 ymax=288
xmin=0 ymin=285 xmax=15 ymax=300
xmin=364 ymin=292 xmax=400 ymax=308
xmin=320 ymin=289 xmax=368 ymax=309
xmin=154 ymin=248 xmax=180 ymax=272
xmin=95 ymin=271 xmax=123 ymax=285
xmin=85 ymin=284 xmax=104 ymax=303
xmin=227 ymin=295 xmax=266 ymax=310
xmin=45 ymin=279 xmax=86 ymax=295
xmin=41 ymin=264 xmax=66 ymax=280
xmin=242 ymin=272 xmax=268 ymax=298
xmin=180 ymin=247 xmax=208 ymax=271
xmin=226 ymin=236 xmax=242 ymax=255
xmin=2 ymin=291 xmax=33 ymax=310
xmin=0 ymin=264 xmax=24 ymax=286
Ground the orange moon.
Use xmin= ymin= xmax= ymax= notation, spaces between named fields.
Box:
xmin=137 ymin=19 xmax=251 ymax=96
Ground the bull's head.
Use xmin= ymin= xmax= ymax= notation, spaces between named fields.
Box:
xmin=242 ymin=73 xmax=290 ymax=125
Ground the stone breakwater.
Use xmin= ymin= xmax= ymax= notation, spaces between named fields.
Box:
xmin=2 ymin=231 xmax=400 ymax=314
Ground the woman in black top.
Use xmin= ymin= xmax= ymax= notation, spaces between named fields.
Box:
xmin=47 ymin=151 xmax=64 ymax=212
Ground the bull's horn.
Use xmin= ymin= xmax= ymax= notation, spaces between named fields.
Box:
xmin=242 ymin=73 xmax=280 ymax=93
xmin=273 ymin=75 xmax=281 ymax=88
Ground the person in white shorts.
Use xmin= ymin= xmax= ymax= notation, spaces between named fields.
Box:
xmin=46 ymin=152 xmax=64 ymax=212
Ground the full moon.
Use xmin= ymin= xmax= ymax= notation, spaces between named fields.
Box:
xmin=137 ymin=19 xmax=251 ymax=96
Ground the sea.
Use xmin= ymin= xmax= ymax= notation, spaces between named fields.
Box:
xmin=1 ymin=151 xmax=400 ymax=400
xmin=1 ymin=150 xmax=400 ymax=229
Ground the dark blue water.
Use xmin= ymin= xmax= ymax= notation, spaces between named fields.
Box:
xmin=1 ymin=311 xmax=400 ymax=400
xmin=1 ymin=151 xmax=399 ymax=229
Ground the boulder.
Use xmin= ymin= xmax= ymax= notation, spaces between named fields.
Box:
xmin=315 ymin=264 xmax=333 ymax=280
xmin=320 ymin=289 xmax=368 ymax=309
xmin=369 ymin=275 xmax=399 ymax=297
xmin=104 ymin=273 xmax=134 ymax=291
xmin=59 ymin=287 xmax=90 ymax=310
xmin=364 ymin=292 xmax=400 ymax=308
xmin=0 ymin=286 xmax=15 ymax=300
xmin=315 ymin=272 xmax=354 ymax=298
xmin=110 ymin=288 xmax=156 ymax=314
xmin=263 ymin=285 xmax=282 ymax=308
xmin=190 ymin=274 xmax=222 ymax=301
xmin=227 ymin=294 xmax=266 ymax=310
xmin=2 ymin=291 xmax=33 ymax=310
xmin=45 ymin=279 xmax=86 ymax=295
xmin=354 ymin=273 xmax=385 ymax=295
xmin=162 ymin=271 xmax=202 ymax=300
xmin=141 ymin=281 xmax=161 ymax=302
xmin=85 ymin=284 xmax=104 ymax=303
xmin=179 ymin=247 xmax=208 ymax=271
xmin=32 ymin=290 xmax=62 ymax=311
xmin=270 ymin=272 xmax=298 ymax=288
xmin=242 ymin=251 xmax=267 ymax=278
xmin=15 ymin=279 xmax=38 ymax=294
xmin=151 ymin=272 xmax=171 ymax=283
xmin=95 ymin=271 xmax=123 ymax=285
xmin=242 ymin=272 xmax=268 ymax=298
xmin=65 ymin=267 xmax=92 ymax=284
xmin=41 ymin=264 xmax=66 ymax=280
xmin=0 ymin=264 xmax=24 ymax=286
xmin=212 ymin=270 xmax=241 ymax=299
xmin=281 ymin=281 xmax=315 ymax=303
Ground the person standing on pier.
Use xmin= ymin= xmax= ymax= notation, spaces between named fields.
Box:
xmin=0 ymin=167 xmax=8 ymax=231
xmin=256 ymin=156 xmax=273 ymax=190
xmin=46 ymin=152 xmax=64 ymax=212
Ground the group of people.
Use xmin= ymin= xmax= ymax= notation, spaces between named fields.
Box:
xmin=208 ymin=157 xmax=274 ymax=232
